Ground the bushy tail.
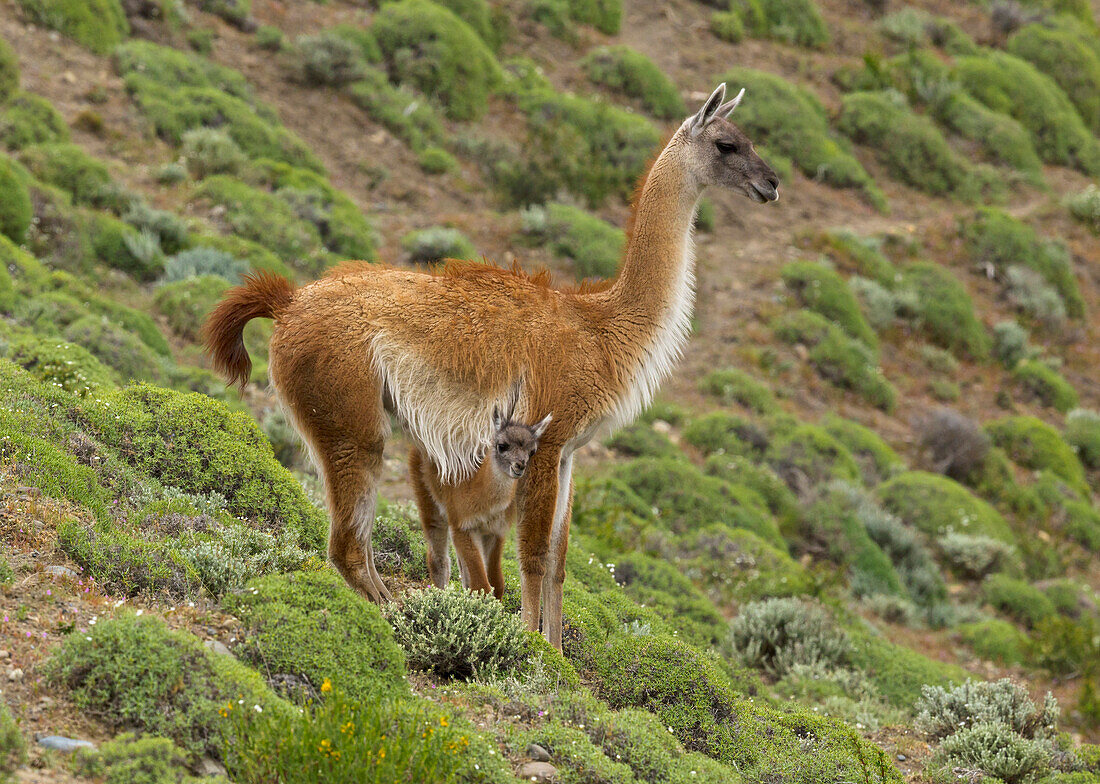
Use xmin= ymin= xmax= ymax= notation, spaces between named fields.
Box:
xmin=203 ymin=271 xmax=295 ymax=391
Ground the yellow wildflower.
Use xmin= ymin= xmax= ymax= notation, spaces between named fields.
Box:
xmin=378 ymin=748 xmax=386 ymax=761
xmin=439 ymin=716 xmax=449 ymax=727
xmin=341 ymin=721 xmax=355 ymax=735
xmin=320 ymin=678 xmax=333 ymax=694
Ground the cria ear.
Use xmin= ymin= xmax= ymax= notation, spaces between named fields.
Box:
xmin=689 ymin=83 xmax=727 ymax=138
xmin=717 ymin=87 xmax=745 ymax=119
xmin=492 ymin=406 xmax=505 ymax=432
xmin=532 ymin=413 xmax=553 ymax=440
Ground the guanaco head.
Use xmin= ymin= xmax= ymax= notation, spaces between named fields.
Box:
xmin=490 ymin=409 xmax=553 ymax=480
xmin=680 ymin=83 xmax=779 ymax=203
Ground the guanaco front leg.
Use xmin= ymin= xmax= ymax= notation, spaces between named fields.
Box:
xmin=517 ymin=445 xmax=561 ymax=636
xmin=451 ymin=526 xmax=493 ymax=594
xmin=541 ymin=453 xmax=574 ymax=650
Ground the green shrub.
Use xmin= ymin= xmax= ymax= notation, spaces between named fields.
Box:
xmin=609 ymin=456 xmax=783 ymax=547
xmin=703 ymin=453 xmax=801 ymax=529
xmin=45 ymin=613 xmax=287 ymax=756
xmin=916 ymin=678 xmax=1058 ymax=740
xmin=153 ymin=275 xmax=229 ymax=342
xmin=877 ymin=471 xmax=1015 ymax=544
xmin=818 ymin=229 xmax=897 ymax=285
xmin=939 ymin=532 xmax=1018 ymax=579
xmin=984 ymin=574 xmax=1057 ymax=628
xmin=224 ymin=570 xmax=407 ymax=701
xmin=115 ymin=39 xmax=252 ymax=98
xmin=346 ymin=67 xmax=446 ymax=153
xmin=900 ymin=262 xmax=989 ymax=359
xmin=0 ymin=155 xmax=30 ymax=244
xmin=294 ymin=31 xmax=367 ymax=87
xmin=605 ymin=422 xmax=681 ymax=459
xmin=560 ymin=0 xmax=621 ymax=34
xmin=582 ymin=45 xmax=684 ymax=119
xmin=1008 ymin=24 xmax=1100 ymax=133
xmin=417 ymin=145 xmax=456 ymax=174
xmin=719 ymin=68 xmax=883 ymax=209
xmin=954 ymin=49 xmax=1100 ymax=176
xmin=0 ymin=37 xmax=16 ymax=104
xmin=1067 ymin=185 xmax=1100 ymax=234
xmin=697 ymin=367 xmax=776 ymax=413
xmin=223 ymin=688 xmax=511 ymax=784
xmin=254 ymin=24 xmax=283 ymax=50
xmin=1013 ymin=360 xmax=1079 ymax=413
xmin=373 ymin=0 xmax=502 ymax=121
xmin=19 ymin=142 xmax=111 ymax=206
xmin=957 ymin=619 xmax=1029 ymax=665
xmin=162 ymin=246 xmax=247 ymax=284
xmin=384 ymin=585 xmax=526 ymax=680
xmin=63 ymin=315 xmax=162 ymax=383
xmin=710 ymin=11 xmax=744 ymax=42
xmin=181 ymin=127 xmax=246 ymax=179
xmin=1064 ymin=408 xmax=1100 ymax=469
xmin=822 ymin=414 xmax=903 ymax=483
xmin=16 ymin=0 xmax=128 ymax=54
xmin=1029 ymin=615 xmax=1100 ymax=678
xmin=0 ymin=700 xmax=26 ymax=782
xmin=7 ymin=333 xmax=118 ymax=394
xmin=593 ymin=634 xmax=900 ymax=782
xmin=930 ymin=88 xmax=1044 ymax=179
xmin=509 ymin=86 xmax=660 ymax=207
xmin=838 ymin=90 xmax=1004 ymax=203
xmin=728 ymin=597 xmax=850 ymax=677
xmin=521 ymin=202 xmax=623 ymax=279
xmin=772 ymin=309 xmax=897 ymax=410
xmin=782 ymin=260 xmax=877 ymax=348
xmin=0 ymin=92 xmax=70 ymax=150
xmin=611 ymin=553 xmax=726 ymax=645
xmin=752 ymin=0 xmax=830 ymax=47
xmin=986 ymin=416 xmax=1089 ymax=498
xmin=962 ymin=208 xmax=1085 ymax=320
xmin=401 ymin=226 xmax=477 ymax=263
xmin=513 ymin=721 xmax=635 ymax=783
xmin=72 ymin=733 xmax=197 ymax=784
xmin=766 ymin=422 xmax=862 ymax=487
xmin=993 ymin=320 xmax=1032 ymax=369
xmin=933 ymin=722 xmax=1053 ymax=784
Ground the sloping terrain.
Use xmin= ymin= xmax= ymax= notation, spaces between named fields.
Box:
xmin=1 ymin=0 xmax=1100 ymax=781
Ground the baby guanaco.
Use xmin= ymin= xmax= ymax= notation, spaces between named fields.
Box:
xmin=410 ymin=407 xmax=552 ymax=598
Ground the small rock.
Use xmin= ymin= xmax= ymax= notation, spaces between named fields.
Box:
xmin=0 ymin=650 xmax=9 ymax=659
xmin=203 ymin=640 xmax=233 ymax=657
xmin=197 ymin=756 xmax=228 ymax=777
xmin=8 ymin=668 xmax=23 ymax=682
xmin=651 ymin=420 xmax=672 ymax=435
xmin=526 ymin=743 xmax=551 ymax=762
xmin=45 ymin=565 xmax=78 ymax=579
xmin=36 ymin=735 xmax=95 ymax=753
xmin=62 ymin=71 xmax=76 ymax=84
xmin=897 ymin=754 xmax=907 ymax=762
xmin=517 ymin=761 xmax=558 ymax=782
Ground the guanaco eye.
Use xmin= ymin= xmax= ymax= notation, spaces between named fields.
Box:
xmin=716 ymin=140 xmax=739 ymax=155
xmin=496 ymin=443 xmax=507 ymax=454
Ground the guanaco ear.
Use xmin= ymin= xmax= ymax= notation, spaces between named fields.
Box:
xmin=532 ymin=413 xmax=553 ymax=440
xmin=492 ymin=406 xmax=505 ymax=432
xmin=717 ymin=87 xmax=746 ymax=119
xmin=689 ymin=83 xmax=727 ymax=138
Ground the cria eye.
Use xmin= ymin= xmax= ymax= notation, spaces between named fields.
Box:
xmin=716 ymin=141 xmax=739 ymax=155
xmin=496 ymin=443 xmax=507 ymax=454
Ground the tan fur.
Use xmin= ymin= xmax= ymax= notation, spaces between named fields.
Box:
xmin=203 ymin=86 xmax=778 ymax=648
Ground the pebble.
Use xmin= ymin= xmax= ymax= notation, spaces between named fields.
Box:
xmin=45 ymin=565 xmax=78 ymax=579
xmin=517 ymin=761 xmax=558 ymax=782
xmin=36 ymin=736 xmax=95 ymax=753
xmin=203 ymin=640 xmax=233 ymax=657
xmin=526 ymin=743 xmax=551 ymax=762
xmin=8 ymin=669 xmax=23 ymax=682
xmin=897 ymin=754 xmax=906 ymax=762
xmin=198 ymin=756 xmax=228 ymax=777
xmin=0 ymin=650 xmax=9 ymax=659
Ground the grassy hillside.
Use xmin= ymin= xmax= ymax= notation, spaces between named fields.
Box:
xmin=1 ymin=0 xmax=1100 ymax=782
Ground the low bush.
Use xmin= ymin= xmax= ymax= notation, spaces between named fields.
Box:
xmin=346 ymin=68 xmax=446 ymax=153
xmin=703 ymin=453 xmax=801 ymax=529
xmin=956 ymin=619 xmax=1029 ymax=665
xmin=962 ymin=208 xmax=1085 ymax=320
xmin=984 ymin=574 xmax=1057 ymax=628
xmin=986 ymin=416 xmax=1089 ymax=499
xmin=16 ymin=0 xmax=128 ymax=54
xmin=610 ymin=553 xmax=726 ymax=646
xmin=838 ymin=90 xmax=1004 ymax=203
xmin=932 ymin=722 xmax=1053 ymax=784
xmin=0 ymin=93 xmax=70 ymax=151
xmin=63 ymin=315 xmax=163 ymax=383
xmin=512 ymin=721 xmax=635 ymax=783
xmin=72 ymin=733 xmax=196 ymax=784
xmin=747 ymin=0 xmax=830 ymax=47
xmin=697 ymin=367 xmax=777 ymax=413
xmin=521 ymin=202 xmax=623 ymax=279
xmin=939 ymin=532 xmax=1017 ymax=579
xmin=765 ymin=421 xmax=863 ymax=490
xmin=1064 ymin=408 xmax=1100 ymax=469
xmin=401 ymin=226 xmax=477 ymax=264
xmin=114 ymin=40 xmax=253 ymax=99
xmin=1007 ymin=23 xmax=1100 ymax=134
xmin=1029 ymin=615 xmax=1100 ymax=678
xmin=900 ymin=262 xmax=989 ymax=359
xmin=224 ymin=570 xmax=407 ymax=701
xmin=719 ymin=68 xmax=883 ymax=209
xmin=605 ymin=422 xmax=681 ymax=459
xmin=417 ymin=146 xmax=456 ymax=175
xmin=0 ymin=38 xmax=16 ymax=105
xmin=373 ymin=0 xmax=502 ymax=122
xmin=772 ymin=309 xmax=897 ymax=410
xmin=993 ymin=320 xmax=1032 ymax=369
xmin=45 ymin=612 xmax=287 ymax=756
xmin=710 ymin=10 xmax=744 ymax=42
xmin=930 ymin=87 xmax=1044 ymax=180
xmin=384 ymin=585 xmax=527 ymax=680
xmin=181 ymin=127 xmax=246 ymax=179
xmin=916 ymin=407 xmax=990 ymax=481
xmin=294 ymin=31 xmax=367 ymax=87
xmin=1067 ymin=185 xmax=1100 ymax=234
xmin=781 ymin=260 xmax=877 ymax=349
xmin=1013 ymin=360 xmax=1079 ymax=413
xmin=582 ymin=45 xmax=684 ymax=119
xmin=818 ymin=229 xmax=897 ymax=285
xmin=859 ymin=494 xmax=947 ymax=608
xmin=728 ymin=597 xmax=849 ymax=677
xmin=19 ymin=142 xmax=111 ymax=207
xmin=954 ymin=49 xmax=1100 ymax=176
xmin=255 ymin=24 xmax=283 ymax=50
xmin=0 ymin=700 xmax=26 ymax=781
xmin=153 ymin=276 xmax=228 ymax=342
xmin=161 ymin=246 xmax=248 ymax=284
xmin=681 ymin=411 xmax=764 ymax=457
xmin=0 ymin=155 xmax=31 ymax=244
xmin=916 ymin=679 xmax=1058 ymax=740
xmin=1006 ymin=265 xmax=1067 ymax=327
xmin=876 ymin=471 xmax=1015 ymax=544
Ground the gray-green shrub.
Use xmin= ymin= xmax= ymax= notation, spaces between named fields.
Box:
xmin=916 ymin=679 xmax=1059 ymax=740
xmin=727 ymin=597 xmax=849 ymax=677
xmin=401 ymin=226 xmax=477 ymax=264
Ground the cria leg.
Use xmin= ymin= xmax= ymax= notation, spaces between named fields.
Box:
xmin=452 ymin=527 xmax=493 ymax=595
xmin=482 ymin=532 xmax=506 ymax=600
xmin=409 ymin=446 xmax=451 ymax=588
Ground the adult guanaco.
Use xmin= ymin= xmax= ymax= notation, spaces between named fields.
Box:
xmin=410 ymin=401 xmax=552 ymax=599
xmin=203 ymin=83 xmax=779 ymax=649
